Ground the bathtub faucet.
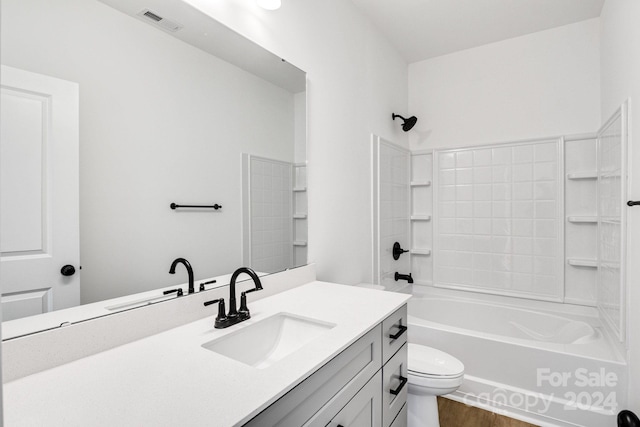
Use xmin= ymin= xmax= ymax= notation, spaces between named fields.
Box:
xmin=394 ymin=272 xmax=414 ymax=283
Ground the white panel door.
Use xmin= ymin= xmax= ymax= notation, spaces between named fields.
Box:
xmin=1 ymin=65 xmax=80 ymax=321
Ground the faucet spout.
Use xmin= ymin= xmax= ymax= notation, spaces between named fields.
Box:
xmin=228 ymin=267 xmax=262 ymax=318
xmin=204 ymin=267 xmax=263 ymax=329
xmin=169 ymin=258 xmax=195 ymax=294
xmin=394 ymin=272 xmax=414 ymax=284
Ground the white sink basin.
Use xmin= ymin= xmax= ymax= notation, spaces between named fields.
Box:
xmin=202 ymin=313 xmax=336 ymax=369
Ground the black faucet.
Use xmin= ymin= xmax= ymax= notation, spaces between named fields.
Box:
xmin=204 ymin=267 xmax=263 ymax=329
xmin=169 ymin=258 xmax=195 ymax=294
xmin=395 ymin=272 xmax=414 ymax=283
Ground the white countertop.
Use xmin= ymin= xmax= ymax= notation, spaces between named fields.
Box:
xmin=4 ymin=282 xmax=410 ymax=426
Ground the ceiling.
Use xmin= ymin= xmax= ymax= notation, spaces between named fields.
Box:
xmin=350 ymin=0 xmax=605 ymax=63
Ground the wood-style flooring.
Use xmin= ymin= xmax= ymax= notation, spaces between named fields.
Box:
xmin=438 ymin=397 xmax=539 ymax=427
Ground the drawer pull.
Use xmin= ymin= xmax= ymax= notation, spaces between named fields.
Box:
xmin=389 ymin=325 xmax=407 ymax=340
xmin=390 ymin=375 xmax=408 ymax=395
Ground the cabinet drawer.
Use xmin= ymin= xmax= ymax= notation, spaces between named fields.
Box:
xmin=382 ymin=305 xmax=407 ymax=363
xmin=326 ymin=371 xmax=382 ymax=427
xmin=389 ymin=404 xmax=407 ymax=427
xmin=382 ymin=343 xmax=408 ymax=427
xmin=244 ymin=325 xmax=382 ymax=427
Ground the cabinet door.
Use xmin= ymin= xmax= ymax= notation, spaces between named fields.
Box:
xmin=382 ymin=305 xmax=407 ymax=364
xmin=389 ymin=404 xmax=407 ymax=427
xmin=382 ymin=343 xmax=408 ymax=427
xmin=327 ymin=371 xmax=382 ymax=427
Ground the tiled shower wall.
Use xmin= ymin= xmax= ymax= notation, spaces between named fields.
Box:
xmin=247 ymin=156 xmax=293 ymax=273
xmin=376 ymin=139 xmax=411 ymax=290
xmin=598 ymin=104 xmax=627 ymax=341
xmin=433 ymin=139 xmax=564 ymax=301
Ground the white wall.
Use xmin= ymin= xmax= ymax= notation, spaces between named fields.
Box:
xmin=184 ymin=0 xmax=410 ymax=284
xmin=1 ymin=0 xmax=296 ymax=303
xmin=600 ymin=0 xmax=640 ymax=414
xmin=408 ymin=18 xmax=601 ymax=150
xmin=294 ymin=92 xmax=307 ymax=164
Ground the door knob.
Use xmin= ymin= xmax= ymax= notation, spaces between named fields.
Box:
xmin=61 ymin=265 xmax=76 ymax=276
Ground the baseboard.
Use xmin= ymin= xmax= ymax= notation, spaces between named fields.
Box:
xmin=445 ymin=374 xmax=617 ymax=427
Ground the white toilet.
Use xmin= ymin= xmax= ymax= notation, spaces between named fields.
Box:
xmin=407 ymin=343 xmax=465 ymax=427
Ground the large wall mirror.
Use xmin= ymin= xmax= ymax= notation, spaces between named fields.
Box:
xmin=0 ymin=0 xmax=307 ymax=339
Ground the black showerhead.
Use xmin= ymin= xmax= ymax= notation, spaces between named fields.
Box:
xmin=392 ymin=113 xmax=417 ymax=132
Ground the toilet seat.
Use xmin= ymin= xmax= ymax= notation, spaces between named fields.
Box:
xmin=407 ymin=344 xmax=464 ymax=391
xmin=407 ymin=343 xmax=464 ymax=377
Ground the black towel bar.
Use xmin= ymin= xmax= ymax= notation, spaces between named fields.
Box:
xmin=170 ymin=203 xmax=222 ymax=210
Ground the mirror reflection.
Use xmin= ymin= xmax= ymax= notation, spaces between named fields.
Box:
xmin=0 ymin=0 xmax=307 ymax=338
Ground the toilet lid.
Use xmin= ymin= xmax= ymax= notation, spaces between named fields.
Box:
xmin=408 ymin=343 xmax=464 ymax=377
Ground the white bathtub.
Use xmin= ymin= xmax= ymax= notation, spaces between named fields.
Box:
xmin=408 ymin=292 xmax=627 ymax=427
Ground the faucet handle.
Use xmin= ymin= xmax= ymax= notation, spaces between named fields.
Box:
xmin=163 ymin=288 xmax=183 ymax=297
xmin=204 ymin=298 xmax=227 ymax=325
xmin=199 ymin=279 xmax=217 ymax=292
xmin=238 ymin=292 xmax=250 ymax=319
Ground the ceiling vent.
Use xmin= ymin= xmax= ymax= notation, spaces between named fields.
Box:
xmin=137 ymin=9 xmax=183 ymax=33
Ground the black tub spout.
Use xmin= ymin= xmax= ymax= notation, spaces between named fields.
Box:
xmin=394 ymin=272 xmax=414 ymax=283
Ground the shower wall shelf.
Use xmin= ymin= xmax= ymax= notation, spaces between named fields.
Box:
xmin=292 ymin=164 xmax=308 ymax=268
xmin=601 ymin=217 xmax=622 ymax=224
xmin=567 ymin=216 xmax=598 ymax=223
xmin=568 ymin=259 xmax=598 ymax=268
xmin=601 ymin=261 xmax=621 ymax=269
xmin=409 ymin=151 xmax=434 ymax=288
xmin=410 ymin=249 xmax=431 ymax=256
xmin=564 ymin=136 xmax=598 ymax=306
xmin=567 ymin=171 xmax=598 ymax=180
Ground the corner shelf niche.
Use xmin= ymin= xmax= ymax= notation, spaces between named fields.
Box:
xmin=409 ymin=151 xmax=433 ymax=287
xmin=410 ymin=249 xmax=431 ymax=256
xmin=567 ymin=171 xmax=597 ymax=180
xmin=292 ymin=164 xmax=308 ymax=267
xmin=567 ymin=216 xmax=598 ymax=224
xmin=564 ymin=137 xmax=598 ymax=306
xmin=567 ymin=259 xmax=598 ymax=268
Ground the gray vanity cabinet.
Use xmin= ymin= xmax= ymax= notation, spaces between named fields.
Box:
xmin=326 ymin=371 xmax=383 ymax=427
xmin=243 ymin=304 xmax=408 ymax=427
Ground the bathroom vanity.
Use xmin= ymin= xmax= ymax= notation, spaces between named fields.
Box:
xmin=3 ymin=269 xmax=410 ymax=426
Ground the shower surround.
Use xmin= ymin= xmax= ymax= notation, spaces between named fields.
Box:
xmin=372 ymin=101 xmax=629 ymax=426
